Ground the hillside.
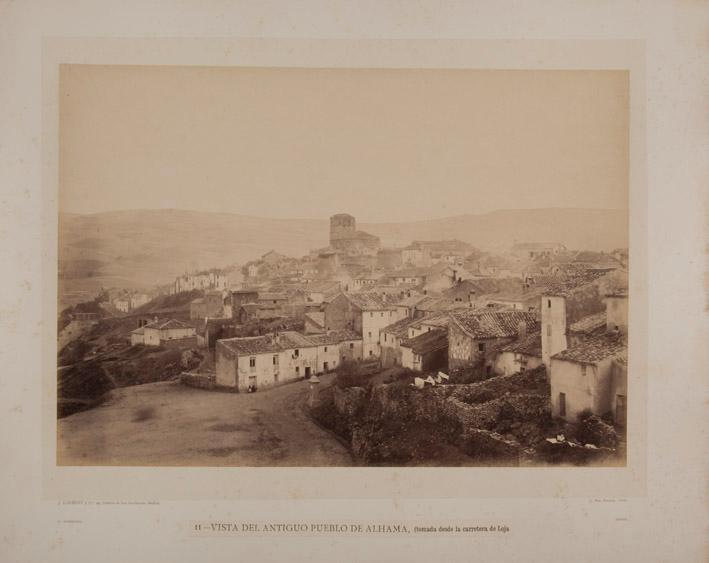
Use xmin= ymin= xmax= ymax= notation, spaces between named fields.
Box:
xmin=58 ymin=207 xmax=627 ymax=305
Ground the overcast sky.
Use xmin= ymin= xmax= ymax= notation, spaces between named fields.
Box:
xmin=60 ymin=65 xmax=628 ymax=222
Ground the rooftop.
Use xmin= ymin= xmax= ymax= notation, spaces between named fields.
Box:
xmin=219 ymin=330 xmax=359 ymax=355
xmin=381 ymin=316 xmax=423 ymax=339
xmin=501 ymin=332 xmax=542 ymax=357
xmin=552 ymin=332 xmax=627 ymax=364
xmin=401 ymin=329 xmax=449 ymax=355
xmin=259 ymin=292 xmax=288 ymax=301
xmin=449 ymin=310 xmax=539 ymax=339
xmin=144 ymin=319 xmax=194 ymax=331
xmin=304 ymin=312 xmax=325 ymax=328
xmin=343 ymin=292 xmax=396 ymax=311
xmin=305 ymin=330 xmax=361 ymax=346
xmin=569 ymin=312 xmax=607 ymax=334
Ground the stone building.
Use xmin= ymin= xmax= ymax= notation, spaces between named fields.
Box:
xmin=399 ymin=329 xmax=449 ymax=372
xmin=329 ymin=213 xmax=380 ymax=257
xmin=132 ymin=319 xmax=197 ymax=347
xmin=215 ymin=330 xmax=362 ymax=392
xmin=323 ymin=292 xmax=403 ymax=358
xmin=189 ymin=291 xmax=225 ymax=320
xmin=447 ymin=310 xmax=538 ymax=375
xmin=548 ymin=291 xmax=628 ymax=422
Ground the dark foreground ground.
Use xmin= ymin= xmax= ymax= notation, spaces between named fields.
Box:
xmin=57 ymin=375 xmax=354 ymax=466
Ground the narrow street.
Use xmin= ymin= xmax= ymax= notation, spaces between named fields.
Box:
xmin=57 ymin=375 xmax=353 ymax=467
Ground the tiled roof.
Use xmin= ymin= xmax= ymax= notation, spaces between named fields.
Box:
xmin=512 ymin=242 xmax=563 ymax=250
xmin=533 ymin=270 xmax=610 ymax=297
xmin=450 ymin=310 xmax=538 ymax=339
xmin=144 ymin=319 xmax=193 ymax=331
xmin=401 ymin=329 xmax=449 ymax=355
xmin=416 ymin=295 xmax=456 ymax=312
xmin=395 ymin=294 xmax=428 ymax=308
xmin=304 ymin=312 xmax=325 ymax=328
xmin=259 ymin=292 xmax=288 ymax=301
xmin=552 ymin=333 xmax=627 ymax=364
xmin=220 ymin=330 xmax=315 ymax=355
xmin=486 ymin=289 xmax=544 ymax=303
xmin=305 ymin=330 xmax=361 ymax=346
xmin=390 ymin=267 xmax=429 ymax=278
xmin=501 ymin=332 xmax=542 ymax=356
xmin=130 ymin=327 xmax=145 ymax=335
xmin=569 ymin=312 xmax=607 ymax=334
xmin=381 ymin=316 xmax=422 ymax=339
xmin=344 ymin=292 xmax=396 ymax=311
xmin=415 ymin=312 xmax=450 ymax=329
xmin=613 ymin=350 xmax=628 ymax=366
xmin=605 ymin=288 xmax=629 ymax=298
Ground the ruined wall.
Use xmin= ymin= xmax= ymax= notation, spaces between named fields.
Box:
xmin=324 ymin=367 xmax=550 ymax=465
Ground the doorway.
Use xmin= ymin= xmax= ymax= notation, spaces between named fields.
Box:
xmin=305 ymin=367 xmax=311 ymax=378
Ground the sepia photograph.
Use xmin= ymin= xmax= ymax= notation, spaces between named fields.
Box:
xmin=2 ymin=1 xmax=707 ymax=561
xmin=56 ymin=65 xmax=631 ymax=468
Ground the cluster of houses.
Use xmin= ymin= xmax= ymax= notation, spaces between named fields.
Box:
xmin=172 ymin=269 xmax=228 ymax=294
xmin=126 ymin=212 xmax=629 ymax=426
xmin=108 ymin=290 xmax=151 ymax=313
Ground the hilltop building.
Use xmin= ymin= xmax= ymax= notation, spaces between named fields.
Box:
xmin=174 ymin=270 xmax=227 ymax=294
xmin=329 ymin=213 xmax=380 ymax=257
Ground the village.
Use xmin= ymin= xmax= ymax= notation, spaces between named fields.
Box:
xmin=58 ymin=212 xmax=629 ymax=466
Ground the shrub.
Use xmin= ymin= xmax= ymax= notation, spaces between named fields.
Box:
xmin=577 ymin=408 xmax=594 ymax=422
xmin=334 ymin=359 xmax=364 ymax=388
xmin=575 ymin=414 xmax=618 ymax=448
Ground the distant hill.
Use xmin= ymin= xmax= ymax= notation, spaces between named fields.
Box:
xmin=58 ymin=207 xmax=627 ymax=304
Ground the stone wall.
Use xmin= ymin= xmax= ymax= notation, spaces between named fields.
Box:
xmin=325 ymin=366 xmax=551 ymax=465
xmin=180 ymin=372 xmax=216 ymax=390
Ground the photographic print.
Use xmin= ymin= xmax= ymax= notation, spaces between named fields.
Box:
xmin=56 ymin=65 xmax=630 ymax=467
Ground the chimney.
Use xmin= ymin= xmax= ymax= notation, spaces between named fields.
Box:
xmin=517 ymin=320 xmax=527 ymax=340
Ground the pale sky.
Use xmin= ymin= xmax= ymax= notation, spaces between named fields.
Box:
xmin=60 ymin=66 xmax=628 ymax=222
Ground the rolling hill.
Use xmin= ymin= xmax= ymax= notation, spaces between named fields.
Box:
xmin=58 ymin=207 xmax=627 ymax=306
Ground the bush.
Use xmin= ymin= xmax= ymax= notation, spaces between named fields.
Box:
xmin=577 ymin=408 xmax=594 ymax=422
xmin=334 ymin=360 xmax=364 ymax=388
xmin=576 ymin=414 xmax=618 ymax=448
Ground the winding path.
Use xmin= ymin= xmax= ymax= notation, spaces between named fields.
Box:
xmin=57 ymin=375 xmax=353 ymax=466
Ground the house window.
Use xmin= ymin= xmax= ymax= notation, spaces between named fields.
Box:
xmin=249 ymin=357 xmax=256 ymax=369
xmin=349 ymin=343 xmax=354 ymax=349
xmin=369 ymin=350 xmax=373 ymax=356
xmin=381 ymin=312 xmax=384 ymax=317
xmin=547 ymin=299 xmax=551 ymax=308
xmin=370 ymin=312 xmax=373 ymax=318
xmin=295 ymin=366 xmax=300 ymax=376
xmin=547 ymin=324 xmax=552 ymax=337
xmin=581 ymin=364 xmax=587 ymax=376
xmin=294 ymin=349 xmax=299 ymax=358
xmin=368 ymin=332 xmax=372 ymax=338
xmin=273 ymin=355 xmax=278 ymax=366
xmin=384 ymin=334 xmax=387 ymax=342
xmin=559 ymin=392 xmax=566 ymax=417
xmin=478 ymin=342 xmax=485 ymax=352
xmin=324 ymin=346 xmax=328 ymax=352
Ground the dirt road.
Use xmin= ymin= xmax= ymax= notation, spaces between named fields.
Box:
xmin=57 ymin=375 xmax=353 ymax=466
